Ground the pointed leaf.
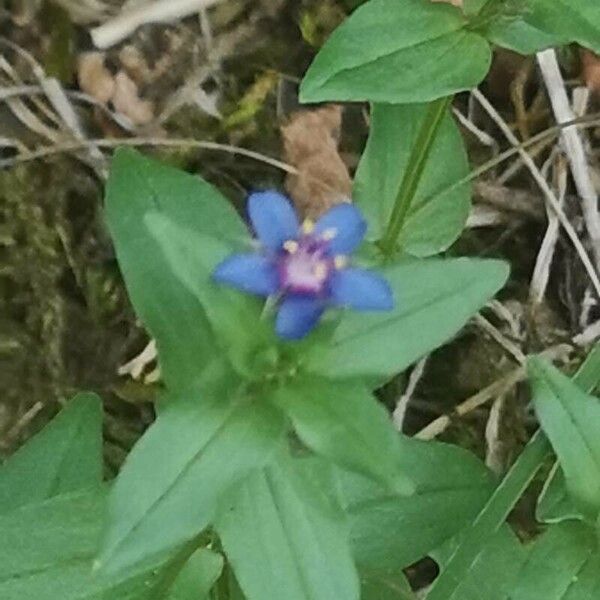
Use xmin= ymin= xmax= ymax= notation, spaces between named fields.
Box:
xmin=0 ymin=490 xmax=183 ymax=600
xmin=341 ymin=434 xmax=494 ymax=569
xmin=145 ymin=213 xmax=275 ymax=379
xmin=167 ymin=548 xmax=224 ymax=600
xmin=269 ymin=377 xmax=413 ymax=494
xmin=526 ymin=1 xmax=600 ymax=54
xmin=510 ymin=522 xmax=599 ymax=600
xmin=0 ymin=392 xmax=102 ymax=514
xmin=98 ymin=393 xmax=285 ymax=575
xmin=216 ymin=452 xmax=360 ymax=600
xmin=307 ymin=258 xmax=509 ymax=383
xmin=486 ymin=17 xmax=567 ymax=55
xmin=105 ymin=148 xmax=247 ymax=392
xmin=536 ymin=344 xmax=600 ymax=523
xmin=425 ymin=430 xmax=551 ymax=600
xmin=529 ymin=357 xmax=600 ymax=518
xmin=300 ymin=0 xmax=491 ymax=103
xmin=354 ymin=103 xmax=470 ymax=256
xmin=431 ymin=527 xmax=527 ymax=600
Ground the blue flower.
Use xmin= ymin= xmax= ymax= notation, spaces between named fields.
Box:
xmin=213 ymin=191 xmax=394 ymax=340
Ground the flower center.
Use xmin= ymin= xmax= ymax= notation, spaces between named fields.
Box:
xmin=279 ymin=236 xmax=332 ymax=295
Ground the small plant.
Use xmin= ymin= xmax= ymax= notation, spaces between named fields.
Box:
xmin=1 ymin=1 xmax=600 ymax=599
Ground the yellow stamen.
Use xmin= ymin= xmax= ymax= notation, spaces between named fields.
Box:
xmin=334 ymin=255 xmax=348 ymax=270
xmin=313 ymin=262 xmax=328 ymax=281
xmin=283 ymin=240 xmax=299 ymax=254
xmin=321 ymin=227 xmax=338 ymax=241
xmin=302 ymin=219 xmax=315 ymax=234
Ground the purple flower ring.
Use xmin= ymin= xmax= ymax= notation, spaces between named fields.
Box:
xmin=213 ymin=191 xmax=393 ymax=340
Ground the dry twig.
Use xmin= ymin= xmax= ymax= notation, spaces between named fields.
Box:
xmin=91 ymin=0 xmax=226 ymax=49
xmin=537 ymin=49 xmax=600 ymax=271
xmin=472 ymin=88 xmax=600 ymax=298
xmin=415 ymin=345 xmax=571 ymax=440
xmin=530 ymin=156 xmax=567 ymax=303
xmin=393 ymin=356 xmax=428 ymax=432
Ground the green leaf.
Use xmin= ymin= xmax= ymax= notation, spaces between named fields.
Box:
xmin=98 ymin=392 xmax=285 ymax=575
xmin=269 ymin=377 xmax=414 ymax=494
xmin=0 ymin=393 xmax=102 ymax=514
xmin=572 ymin=343 xmax=600 ymax=394
xmin=215 ymin=451 xmax=360 ymax=600
xmin=299 ymin=0 xmax=491 ymax=104
xmin=529 ymin=357 xmax=600 ymax=518
xmin=509 ymin=522 xmax=599 ymax=600
xmin=537 ymin=463 xmax=585 ymax=524
xmin=486 ymin=16 xmax=567 ymax=55
xmin=0 ymin=489 xmax=183 ymax=600
xmin=105 ymin=148 xmax=247 ymax=392
xmin=167 ymin=548 xmax=224 ymax=600
xmin=425 ymin=430 xmax=551 ymax=600
xmin=306 ymin=258 xmax=509 ymax=382
xmin=340 ymin=434 xmax=494 ymax=570
xmin=526 ymin=0 xmax=600 ymax=54
xmin=360 ymin=569 xmax=415 ymax=600
xmin=354 ymin=103 xmax=470 ymax=256
xmin=536 ymin=344 xmax=600 ymax=524
xmin=462 ymin=0 xmax=487 ymax=16
xmin=145 ymin=213 xmax=276 ymax=380
xmin=432 ymin=527 xmax=527 ymax=600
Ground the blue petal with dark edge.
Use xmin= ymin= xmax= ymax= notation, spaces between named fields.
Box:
xmin=275 ymin=295 xmax=324 ymax=340
xmin=314 ymin=203 xmax=367 ymax=255
xmin=213 ymin=253 xmax=279 ymax=296
xmin=329 ymin=268 xmax=394 ymax=311
xmin=247 ymin=191 xmax=300 ymax=251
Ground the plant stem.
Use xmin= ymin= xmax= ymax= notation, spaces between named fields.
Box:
xmin=379 ymin=95 xmax=453 ymax=258
xmin=426 ymin=429 xmax=551 ymax=600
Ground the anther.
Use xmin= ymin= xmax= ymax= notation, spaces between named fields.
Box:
xmin=302 ymin=219 xmax=315 ymax=234
xmin=313 ymin=262 xmax=328 ymax=281
xmin=334 ymin=255 xmax=348 ymax=270
xmin=321 ymin=228 xmax=338 ymax=241
xmin=283 ymin=240 xmax=299 ymax=254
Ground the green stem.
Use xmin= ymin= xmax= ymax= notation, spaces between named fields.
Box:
xmin=426 ymin=430 xmax=551 ymax=600
xmin=379 ymin=95 xmax=453 ymax=258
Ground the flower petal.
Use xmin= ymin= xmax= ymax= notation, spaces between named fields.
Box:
xmin=329 ymin=268 xmax=394 ymax=311
xmin=314 ymin=203 xmax=366 ymax=254
xmin=213 ymin=254 xmax=278 ymax=296
xmin=276 ymin=295 xmax=324 ymax=340
xmin=248 ymin=191 xmax=300 ymax=251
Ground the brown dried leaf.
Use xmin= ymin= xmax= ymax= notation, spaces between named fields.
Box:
xmin=581 ymin=49 xmax=600 ymax=95
xmin=281 ymin=105 xmax=352 ymax=219
xmin=77 ymin=52 xmax=115 ymax=105
xmin=112 ymin=71 xmax=155 ymax=126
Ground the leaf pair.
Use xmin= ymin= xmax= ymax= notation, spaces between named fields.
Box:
xmin=299 ymin=0 xmax=598 ymax=105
